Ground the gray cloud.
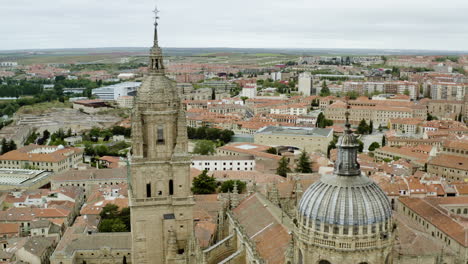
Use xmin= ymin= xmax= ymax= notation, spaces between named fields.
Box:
xmin=0 ymin=0 xmax=467 ymax=50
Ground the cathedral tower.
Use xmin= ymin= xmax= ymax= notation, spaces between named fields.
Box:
xmin=129 ymin=8 xmax=194 ymax=264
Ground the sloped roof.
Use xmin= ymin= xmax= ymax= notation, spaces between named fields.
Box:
xmin=232 ymin=193 xmax=290 ymax=264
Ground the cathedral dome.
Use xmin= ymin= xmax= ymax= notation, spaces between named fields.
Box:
xmin=298 ymin=173 xmax=392 ymax=226
xmin=137 ymin=74 xmax=179 ymax=103
xmin=297 ymin=112 xmax=392 ymax=227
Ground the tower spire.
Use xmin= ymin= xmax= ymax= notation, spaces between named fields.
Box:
xmin=149 ymin=6 xmax=164 ymax=74
xmin=152 ymin=6 xmax=160 ymax=47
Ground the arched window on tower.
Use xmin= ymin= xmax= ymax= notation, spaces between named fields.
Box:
xmin=157 ymin=125 xmax=164 ymax=144
xmin=146 ymin=183 xmax=151 ymax=198
xmin=318 ymin=260 xmax=331 ymax=264
xmin=169 ymin=180 xmax=174 ymax=195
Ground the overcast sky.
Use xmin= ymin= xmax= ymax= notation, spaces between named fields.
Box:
xmin=1 ymin=0 xmax=468 ymax=51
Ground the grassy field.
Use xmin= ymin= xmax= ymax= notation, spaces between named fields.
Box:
xmin=16 ymin=54 xmax=121 ymax=65
xmin=252 ymin=53 xmax=286 ymax=57
xmin=17 ymin=101 xmax=72 ymax=115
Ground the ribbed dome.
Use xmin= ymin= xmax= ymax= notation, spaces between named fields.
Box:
xmin=298 ymin=173 xmax=392 ymax=226
xmin=135 ymin=74 xmax=181 ymax=112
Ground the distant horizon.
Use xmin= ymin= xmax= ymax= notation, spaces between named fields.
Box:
xmin=1 ymin=46 xmax=467 ymax=56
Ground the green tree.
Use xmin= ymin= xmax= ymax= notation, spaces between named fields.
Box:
xmin=316 ymin=112 xmax=333 ymax=128
xmin=98 ymin=219 xmax=115 ymax=232
xmin=193 ymin=140 xmax=215 ymax=155
xmin=403 ymin=89 xmax=410 ymax=96
xmin=191 ymin=170 xmax=217 ymax=194
xmin=110 ymin=218 xmax=127 ymax=232
xmin=100 ymin=204 xmax=120 ymax=219
xmin=344 ymin=91 xmax=359 ymax=100
xmin=266 ymin=147 xmax=278 ymax=155
xmin=311 ymin=98 xmax=319 ymax=107
xmin=382 ymin=135 xmax=386 ymax=147
xmin=220 ymin=180 xmax=246 ymax=193
xmin=25 ymin=132 xmax=38 ymax=145
xmin=368 ymin=142 xmax=380 ymax=151
xmin=95 ymin=145 xmax=110 ymax=157
xmin=219 ymin=130 xmax=234 ymax=144
xmin=357 ymin=139 xmax=364 ymax=153
xmin=295 ymin=150 xmax=312 ymax=173
xmin=240 ymin=96 xmax=249 ymax=104
xmin=357 ymin=119 xmax=370 ymax=134
xmin=427 ymin=113 xmax=438 ymax=121
xmin=369 ymin=120 xmax=373 ymax=134
xmin=319 ymin=81 xmax=331 ymax=97
xmin=119 ymin=207 xmax=131 ymax=230
xmin=1 ymin=138 xmax=7 ymax=154
xmin=327 ymin=135 xmax=338 ymax=158
xmin=42 ymin=130 xmax=50 ymax=141
xmin=276 ymin=156 xmax=291 ymax=177
xmin=99 ymin=218 xmax=127 ymax=232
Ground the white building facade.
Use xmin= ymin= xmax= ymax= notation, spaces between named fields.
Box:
xmin=191 ymin=156 xmax=255 ymax=171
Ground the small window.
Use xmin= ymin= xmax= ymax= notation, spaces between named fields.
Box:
xmin=169 ymin=180 xmax=174 ymax=195
xmin=157 ymin=125 xmax=164 ymax=144
xmin=146 ymin=183 xmax=151 ymax=198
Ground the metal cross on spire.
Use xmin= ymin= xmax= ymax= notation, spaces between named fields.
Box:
xmin=153 ymin=6 xmax=160 ymax=26
xmin=152 ymin=6 xmax=160 ymax=46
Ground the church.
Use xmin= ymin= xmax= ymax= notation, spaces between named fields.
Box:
xmin=126 ymin=9 xmax=395 ymax=264
xmin=52 ymin=9 xmax=402 ymax=264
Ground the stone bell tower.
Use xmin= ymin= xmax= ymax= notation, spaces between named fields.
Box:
xmin=129 ymin=7 xmax=194 ymax=264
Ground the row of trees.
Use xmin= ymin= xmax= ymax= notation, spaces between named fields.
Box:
xmin=0 ymin=78 xmax=51 ymax=97
xmin=187 ymin=126 xmax=234 ymax=145
xmin=357 ymin=119 xmax=373 ymax=134
xmin=0 ymin=78 xmax=75 ymax=117
xmin=316 ymin=113 xmax=333 ymax=128
xmin=84 ymin=141 xmax=130 ymax=157
xmin=191 ymin=170 xmax=247 ymax=194
xmin=276 ymin=150 xmax=313 ymax=177
xmin=0 ymin=138 xmax=16 ymax=154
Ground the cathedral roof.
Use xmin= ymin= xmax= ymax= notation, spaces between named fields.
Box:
xmin=298 ymin=173 xmax=392 ymax=226
xmin=136 ymin=74 xmax=179 ymax=106
xmin=232 ymin=193 xmax=291 ymax=264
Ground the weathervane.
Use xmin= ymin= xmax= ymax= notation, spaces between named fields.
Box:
xmin=153 ymin=6 xmax=160 ymax=26
xmin=152 ymin=6 xmax=160 ymax=46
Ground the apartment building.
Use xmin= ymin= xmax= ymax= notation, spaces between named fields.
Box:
xmin=191 ymin=155 xmax=255 ymax=171
xmin=270 ymin=103 xmax=309 ymax=116
xmin=298 ymin=72 xmax=314 ymax=96
xmin=389 ymin=118 xmax=424 ymax=135
xmin=325 ymin=98 xmax=426 ymax=127
xmin=427 ymin=139 xmax=468 ymax=182
xmin=0 ymin=145 xmax=83 ymax=173
xmin=398 ymin=197 xmax=468 ymax=261
xmin=254 ymin=126 xmax=333 ymax=154
xmin=343 ymin=81 xmax=419 ymax=99
xmin=431 ymin=82 xmax=467 ymax=101
xmin=426 ymin=99 xmax=465 ymax=120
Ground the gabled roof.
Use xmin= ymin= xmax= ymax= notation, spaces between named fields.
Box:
xmin=232 ymin=193 xmax=290 ymax=264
